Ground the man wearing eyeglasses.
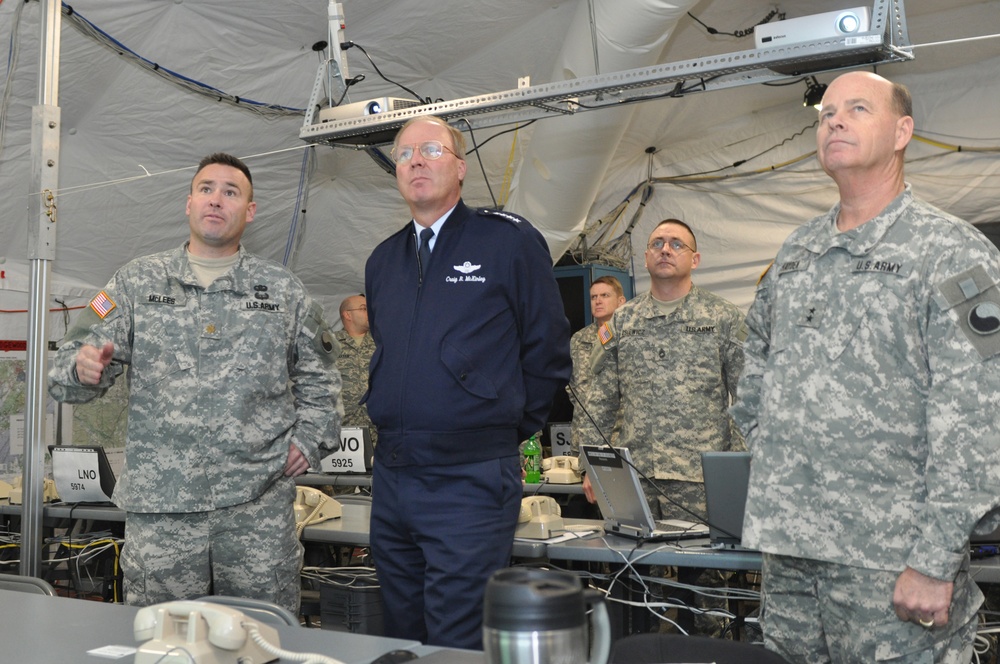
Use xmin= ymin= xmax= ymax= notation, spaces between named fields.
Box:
xmin=363 ymin=115 xmax=571 ymax=648
xmin=336 ymin=294 xmax=376 ymax=446
xmin=575 ymin=218 xmax=747 ymax=635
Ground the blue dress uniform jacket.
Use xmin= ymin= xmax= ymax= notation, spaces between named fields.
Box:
xmin=365 ymin=200 xmax=571 ymax=648
xmin=364 ymin=200 xmax=572 ymax=466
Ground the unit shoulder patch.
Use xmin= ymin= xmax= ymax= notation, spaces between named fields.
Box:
xmin=934 ymin=264 xmax=1000 ymax=360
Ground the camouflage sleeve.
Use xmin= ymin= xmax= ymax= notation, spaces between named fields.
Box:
xmin=729 ymin=275 xmax=773 ymax=449
xmin=571 ymin=318 xmax=620 ymax=455
xmin=908 ymin=255 xmax=1000 ymax=580
xmin=722 ymin=304 xmax=749 ymax=402
xmin=288 ymin=298 xmax=343 ymax=467
xmin=48 ymin=276 xmax=132 ymax=404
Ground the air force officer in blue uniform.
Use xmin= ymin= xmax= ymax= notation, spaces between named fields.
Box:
xmin=364 ymin=115 xmax=572 ymax=648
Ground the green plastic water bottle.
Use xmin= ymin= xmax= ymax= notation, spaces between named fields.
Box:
xmin=523 ymin=434 xmax=541 ymax=484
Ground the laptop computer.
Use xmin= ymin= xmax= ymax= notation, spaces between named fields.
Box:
xmin=971 ymin=519 xmax=1000 ymax=559
xmin=49 ymin=445 xmax=117 ymax=504
xmin=701 ymin=450 xmax=752 ymax=550
xmin=580 ymin=445 xmax=709 ymax=542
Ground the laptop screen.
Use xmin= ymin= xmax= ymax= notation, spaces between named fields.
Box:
xmin=701 ymin=451 xmax=751 ymax=548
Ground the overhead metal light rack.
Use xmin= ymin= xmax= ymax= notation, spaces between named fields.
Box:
xmin=300 ymin=0 xmax=912 ymax=148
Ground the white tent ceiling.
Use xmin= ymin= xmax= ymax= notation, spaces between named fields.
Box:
xmin=1 ymin=0 xmax=999 ymax=338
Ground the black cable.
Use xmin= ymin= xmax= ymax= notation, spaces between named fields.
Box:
xmin=331 ymin=74 xmax=366 ymax=108
xmin=457 ymin=119 xmax=498 ymax=209
xmin=524 ymin=476 xmax=549 ymax=497
xmin=686 ymin=8 xmax=786 ymax=39
xmin=574 ymin=75 xmax=724 ymax=111
xmin=660 ymin=120 xmax=818 ymax=179
xmin=54 ymin=298 xmax=70 ymax=334
xmin=63 ymin=5 xmax=303 ymax=116
xmin=341 ymin=41 xmax=430 ymax=104
xmin=762 ymin=76 xmax=809 ymax=87
xmin=464 ymin=120 xmax=538 ymax=154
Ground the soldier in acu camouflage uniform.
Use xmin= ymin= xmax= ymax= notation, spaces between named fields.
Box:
xmin=731 ymin=71 xmax=1000 ymax=663
xmin=568 ymin=275 xmax=626 ymax=451
xmin=48 ymin=153 xmax=342 ymax=615
xmin=575 ymin=218 xmax=747 ymax=636
xmin=335 ymin=294 xmax=377 ymax=446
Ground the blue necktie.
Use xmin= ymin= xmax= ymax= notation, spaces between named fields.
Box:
xmin=418 ymin=227 xmax=435 ymax=273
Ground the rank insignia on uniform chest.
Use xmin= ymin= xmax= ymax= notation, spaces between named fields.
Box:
xmin=797 ymin=304 xmax=824 ymax=328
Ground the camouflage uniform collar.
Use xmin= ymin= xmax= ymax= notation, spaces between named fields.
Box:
xmin=797 ymin=184 xmax=913 ymax=257
xmin=638 ymin=285 xmax=702 ymax=320
xmin=175 ymin=242 xmax=252 ymax=293
xmin=335 ymin=329 xmax=371 ymax=348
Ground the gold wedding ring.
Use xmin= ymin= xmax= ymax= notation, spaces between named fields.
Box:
xmin=919 ymin=618 xmax=934 ymax=628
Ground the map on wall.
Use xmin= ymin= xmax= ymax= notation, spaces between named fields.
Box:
xmin=0 ymin=355 xmax=128 ymax=483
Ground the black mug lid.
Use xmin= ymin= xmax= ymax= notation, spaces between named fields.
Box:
xmin=483 ymin=568 xmax=588 ymax=632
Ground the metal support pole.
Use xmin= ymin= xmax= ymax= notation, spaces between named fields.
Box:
xmin=22 ymin=0 xmax=62 ymax=578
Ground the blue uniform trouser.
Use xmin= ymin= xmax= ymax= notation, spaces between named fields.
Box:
xmin=370 ymin=456 xmax=522 ymax=649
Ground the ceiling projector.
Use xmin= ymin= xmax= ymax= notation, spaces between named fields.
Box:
xmin=755 ymin=6 xmax=871 ymax=49
xmin=319 ymin=96 xmax=422 ymax=124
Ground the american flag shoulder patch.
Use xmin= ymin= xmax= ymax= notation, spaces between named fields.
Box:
xmin=90 ymin=291 xmax=117 ymax=319
xmin=598 ymin=322 xmax=613 ymax=346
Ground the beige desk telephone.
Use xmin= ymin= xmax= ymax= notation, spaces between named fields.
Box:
xmin=133 ymin=600 xmax=280 ymax=664
xmin=541 ymin=456 xmax=582 ymax=484
xmin=0 ymin=479 xmax=12 ymax=500
xmin=7 ymin=477 xmax=60 ymax=504
xmin=514 ymin=495 xmax=565 ymax=540
xmin=294 ymin=486 xmax=342 ymax=537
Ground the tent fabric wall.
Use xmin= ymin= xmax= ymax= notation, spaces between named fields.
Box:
xmin=505 ymin=0 xmax=699 ymax=249
xmin=0 ymin=0 xmax=997 ymax=324
xmin=0 ymin=258 xmax=98 ymax=342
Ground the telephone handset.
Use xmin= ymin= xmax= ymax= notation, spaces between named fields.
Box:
xmin=7 ymin=477 xmax=60 ymax=504
xmin=541 ymin=456 xmax=582 ymax=484
xmin=514 ymin=495 xmax=565 ymax=540
xmin=133 ymin=600 xmax=280 ymax=664
xmin=294 ymin=486 xmax=342 ymax=537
